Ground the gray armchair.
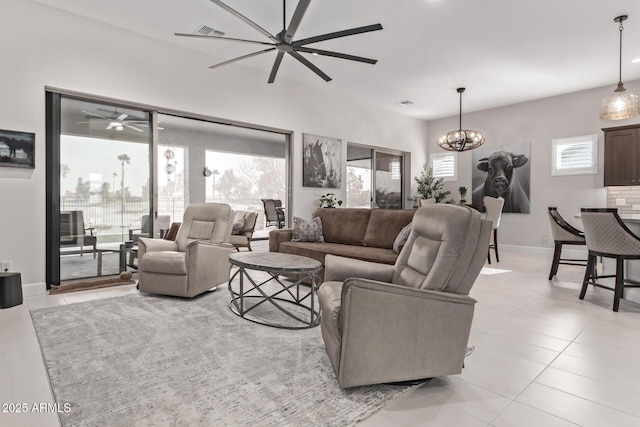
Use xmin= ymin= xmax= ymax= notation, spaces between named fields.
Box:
xmin=317 ymin=204 xmax=491 ymax=388
xmin=137 ymin=203 xmax=235 ymax=298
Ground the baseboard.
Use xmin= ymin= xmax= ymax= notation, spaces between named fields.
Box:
xmin=500 ymin=244 xmax=587 ymax=259
xmin=22 ymin=282 xmax=47 ymax=297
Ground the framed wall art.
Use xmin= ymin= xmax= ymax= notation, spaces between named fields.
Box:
xmin=471 ymin=141 xmax=531 ymax=214
xmin=0 ymin=129 xmax=35 ymax=169
xmin=303 ymin=133 xmax=342 ymax=188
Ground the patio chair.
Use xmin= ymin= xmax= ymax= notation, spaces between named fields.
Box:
xmin=262 ymin=199 xmax=285 ymax=229
xmin=129 ymin=214 xmax=171 ymax=242
xmin=229 ymin=211 xmax=258 ymax=251
xmin=60 ymin=210 xmax=97 ymax=257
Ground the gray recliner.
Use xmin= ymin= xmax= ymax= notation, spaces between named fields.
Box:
xmin=317 ymin=204 xmax=491 ymax=388
xmin=137 ymin=203 xmax=235 ymax=298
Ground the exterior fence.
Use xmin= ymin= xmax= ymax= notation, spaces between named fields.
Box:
xmin=61 ymin=195 xmax=280 ymax=242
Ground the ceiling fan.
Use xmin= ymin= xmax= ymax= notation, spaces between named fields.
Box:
xmin=175 ymin=0 xmax=383 ymax=83
xmin=79 ymin=109 xmax=147 ymax=132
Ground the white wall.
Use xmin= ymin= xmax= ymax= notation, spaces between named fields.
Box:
xmin=0 ymin=0 xmax=429 ymax=287
xmin=426 ymin=80 xmax=640 ymax=249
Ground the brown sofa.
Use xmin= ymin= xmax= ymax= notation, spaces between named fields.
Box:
xmin=269 ymin=208 xmax=415 ymax=279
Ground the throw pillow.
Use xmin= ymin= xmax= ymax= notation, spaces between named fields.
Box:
xmin=291 ymin=216 xmax=324 ymax=242
xmin=232 ymin=211 xmax=246 ymax=235
xmin=393 ymin=222 xmax=412 ymax=254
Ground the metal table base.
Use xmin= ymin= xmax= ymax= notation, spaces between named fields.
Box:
xmin=228 ymin=252 xmax=321 ymax=329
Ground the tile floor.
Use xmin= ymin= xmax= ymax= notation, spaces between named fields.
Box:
xmin=2 ymin=248 xmax=640 ymax=426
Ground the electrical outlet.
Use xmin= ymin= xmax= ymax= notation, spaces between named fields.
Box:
xmin=1 ymin=261 xmax=11 ymax=272
xmin=542 ymin=235 xmax=548 ymax=244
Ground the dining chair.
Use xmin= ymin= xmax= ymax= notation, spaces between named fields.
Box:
xmin=547 ymin=207 xmax=587 ymax=280
xmin=483 ymin=196 xmax=505 ymax=264
xmin=580 ymin=208 xmax=640 ymax=312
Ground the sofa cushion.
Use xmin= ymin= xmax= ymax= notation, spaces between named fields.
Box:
xmin=279 ymin=241 xmax=398 ymax=266
xmin=393 ymin=222 xmax=412 ymax=254
xmin=291 ymin=217 xmax=325 ymax=242
xmin=314 ymin=208 xmax=371 ymax=245
xmin=363 ymin=209 xmax=415 ymax=249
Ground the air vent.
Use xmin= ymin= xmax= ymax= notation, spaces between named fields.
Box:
xmin=194 ymin=25 xmax=225 ymax=37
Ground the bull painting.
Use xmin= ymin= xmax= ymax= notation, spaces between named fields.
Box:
xmin=471 ymin=143 xmax=531 ymax=214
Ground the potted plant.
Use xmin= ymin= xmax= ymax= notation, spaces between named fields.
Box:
xmin=459 ymin=186 xmax=468 ymax=204
xmin=414 ymin=163 xmax=450 ymax=203
xmin=319 ymin=193 xmax=343 ymax=208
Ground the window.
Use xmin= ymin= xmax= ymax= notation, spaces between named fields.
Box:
xmin=430 ymin=152 xmax=457 ymax=181
xmin=552 ymin=134 xmax=597 ymax=176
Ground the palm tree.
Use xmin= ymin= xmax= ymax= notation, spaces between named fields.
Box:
xmin=112 ymin=172 xmax=117 ymax=196
xmin=117 ymin=154 xmax=130 ymax=241
xmin=117 ymin=154 xmax=130 ymax=198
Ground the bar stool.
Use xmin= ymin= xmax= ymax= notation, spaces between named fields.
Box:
xmin=580 ymin=208 xmax=640 ymax=312
xmin=547 ymin=207 xmax=587 ymax=280
xmin=484 ymin=196 xmax=504 ymax=264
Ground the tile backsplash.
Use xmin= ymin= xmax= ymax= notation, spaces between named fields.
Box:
xmin=607 ymin=186 xmax=640 ymax=219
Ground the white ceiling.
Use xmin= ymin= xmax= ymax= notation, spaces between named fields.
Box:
xmin=36 ymin=0 xmax=640 ymax=120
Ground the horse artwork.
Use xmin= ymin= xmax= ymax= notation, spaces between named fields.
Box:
xmin=302 ymin=133 xmax=342 ymax=188
xmin=0 ymin=129 xmax=35 ymax=169
xmin=471 ymin=141 xmax=531 ymax=214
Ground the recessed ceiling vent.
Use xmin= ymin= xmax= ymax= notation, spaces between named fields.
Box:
xmin=194 ymin=25 xmax=225 ymax=37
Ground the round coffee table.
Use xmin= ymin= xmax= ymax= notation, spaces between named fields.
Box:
xmin=228 ymin=252 xmax=322 ymax=329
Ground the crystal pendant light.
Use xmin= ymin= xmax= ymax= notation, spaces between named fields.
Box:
xmin=437 ymin=88 xmax=485 ymax=152
xmin=600 ymin=15 xmax=639 ymax=121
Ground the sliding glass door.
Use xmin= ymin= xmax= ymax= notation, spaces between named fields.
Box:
xmin=46 ymin=92 xmax=291 ymax=286
xmin=346 ymin=143 xmax=407 ymax=209
xmin=53 ymin=96 xmax=152 ymax=282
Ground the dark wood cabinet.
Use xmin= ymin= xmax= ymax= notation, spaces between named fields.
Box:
xmin=603 ymin=124 xmax=640 ymax=186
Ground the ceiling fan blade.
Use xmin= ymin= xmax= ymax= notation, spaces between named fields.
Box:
xmin=294 ymin=47 xmax=377 ymax=64
xmin=287 ymin=51 xmax=331 ymax=82
xmin=82 ymin=110 xmax=112 ymax=121
xmin=106 ymin=122 xmax=119 ymax=130
xmin=116 ymin=113 xmax=128 ymax=121
xmin=293 ymin=24 xmax=383 ymax=47
xmin=268 ymin=51 xmax=285 ymax=84
xmin=174 ymin=33 xmax=274 ymax=46
xmin=209 ymin=0 xmax=279 ymax=43
xmin=208 ymin=48 xmax=276 ymax=69
xmin=124 ymin=123 xmax=145 ymax=132
xmin=283 ymin=0 xmax=311 ymax=43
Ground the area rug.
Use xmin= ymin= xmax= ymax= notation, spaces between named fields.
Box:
xmin=30 ymin=291 xmax=416 ymax=426
xmin=49 ymin=277 xmax=137 ymax=294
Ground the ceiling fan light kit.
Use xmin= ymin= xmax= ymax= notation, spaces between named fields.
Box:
xmin=600 ymin=15 xmax=640 ymax=121
xmin=437 ymin=88 xmax=485 ymax=152
xmin=176 ymin=0 xmax=382 ymax=83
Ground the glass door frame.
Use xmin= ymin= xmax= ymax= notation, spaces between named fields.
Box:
xmin=346 ymin=142 xmax=411 ymax=209
xmin=46 ymin=92 xmax=154 ymax=286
